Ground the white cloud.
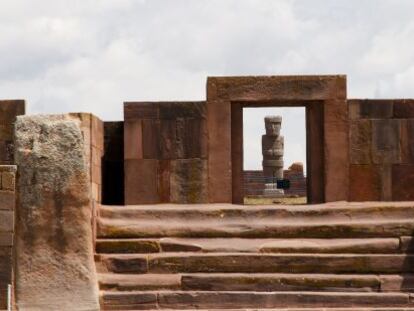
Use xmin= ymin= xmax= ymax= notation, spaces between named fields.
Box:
xmin=0 ymin=0 xmax=413 ymax=169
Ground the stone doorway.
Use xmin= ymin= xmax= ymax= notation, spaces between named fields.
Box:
xmin=206 ymin=76 xmax=348 ymax=204
xmin=242 ymin=107 xmax=307 ymax=205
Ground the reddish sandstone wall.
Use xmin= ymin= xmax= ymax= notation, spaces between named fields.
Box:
xmin=0 ymin=166 xmax=16 ymax=309
xmin=0 ymin=100 xmax=25 ymax=165
xmin=124 ymin=102 xmax=208 ymax=204
xmin=243 ymin=169 xmax=307 ymax=197
xmin=348 ymin=99 xmax=414 ymax=201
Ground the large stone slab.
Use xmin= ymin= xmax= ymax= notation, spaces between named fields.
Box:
xmin=349 ymin=165 xmax=381 ymax=201
xmin=372 ymin=119 xmax=401 ymax=164
xmin=392 ymin=165 xmax=414 ymax=201
xmin=349 ymin=120 xmax=371 ymax=164
xmin=14 ymin=115 xmax=99 ymax=310
xmin=170 ymin=159 xmax=208 ymax=203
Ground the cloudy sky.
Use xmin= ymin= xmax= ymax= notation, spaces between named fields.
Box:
xmin=1 ymin=0 xmax=414 ymax=170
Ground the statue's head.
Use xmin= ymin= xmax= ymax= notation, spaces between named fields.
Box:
xmin=264 ymin=116 xmax=282 ymax=136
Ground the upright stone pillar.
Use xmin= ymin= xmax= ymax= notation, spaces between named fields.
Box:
xmin=262 ymin=116 xmax=284 ymax=197
xmin=14 ymin=115 xmax=100 ymax=311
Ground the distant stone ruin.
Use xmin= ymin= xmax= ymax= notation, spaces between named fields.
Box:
xmin=262 ymin=116 xmax=284 ymax=197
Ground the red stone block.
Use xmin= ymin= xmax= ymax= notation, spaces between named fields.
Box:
xmin=125 ymin=159 xmax=159 ymax=204
xmin=158 ymin=160 xmax=170 ymax=203
xmin=359 ymin=100 xmax=393 ymax=119
xmin=124 ymin=121 xmax=143 ymax=160
xmin=124 ymin=102 xmax=159 ymax=120
xmin=349 ymin=165 xmax=381 ymax=201
xmin=159 ymin=120 xmax=177 ymax=159
xmin=0 ymin=191 xmax=14 ymax=210
xmin=91 ymin=115 xmax=104 ymax=150
xmin=349 ymin=120 xmax=371 ymax=164
xmin=394 ymin=99 xmax=414 ymax=118
xmin=372 ymin=119 xmax=401 ymax=164
xmin=0 ymin=100 xmax=25 ymax=122
xmin=142 ymin=120 xmax=160 ymax=159
xmin=392 ymin=165 xmax=414 ymax=201
xmin=159 ymin=102 xmax=206 ymax=119
xmin=400 ymin=119 xmax=414 ymax=163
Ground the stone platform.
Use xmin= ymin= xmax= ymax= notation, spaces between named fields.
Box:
xmin=95 ymin=201 xmax=414 ymax=310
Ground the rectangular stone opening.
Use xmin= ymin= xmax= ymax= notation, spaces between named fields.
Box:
xmin=242 ymin=107 xmax=307 ymax=205
xmin=231 ymin=100 xmax=324 ymax=205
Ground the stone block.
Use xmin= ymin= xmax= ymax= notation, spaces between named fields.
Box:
xmin=124 ymin=121 xmax=143 ymax=160
xmin=124 ymin=102 xmax=159 ymax=120
xmin=159 ymin=119 xmax=177 ymax=159
xmin=0 ymin=100 xmax=25 ymax=122
xmin=125 ymin=159 xmax=159 ymax=204
xmin=372 ymin=119 xmax=401 ymax=164
xmin=349 ymin=120 xmax=371 ymax=164
xmin=0 ymin=233 xmax=13 ymax=246
xmin=392 ymin=165 xmax=414 ymax=201
xmin=360 ymin=100 xmax=393 ymax=119
xmin=142 ymin=119 xmax=160 ymax=159
xmin=348 ymin=100 xmax=360 ymax=120
xmin=170 ymin=159 xmax=207 ymax=203
xmin=14 ymin=114 xmax=99 ymax=310
xmin=401 ymin=119 xmax=414 ymax=163
xmin=0 ymin=140 xmax=14 ymax=164
xmin=0 ymin=210 xmax=13 ymax=232
xmin=1 ymin=172 xmax=15 ymax=190
xmin=349 ymin=165 xmax=381 ymax=201
xmin=207 ymin=100 xmax=232 ymax=203
xmin=394 ymin=99 xmax=414 ymax=118
xmin=159 ymin=102 xmax=206 ymax=119
xmin=91 ymin=115 xmax=104 ymax=150
xmin=92 ymin=164 xmax=102 ymax=184
xmin=380 ymin=165 xmax=392 ymax=201
xmin=0 ymin=191 xmax=15 ymax=210
xmin=0 ymin=124 xmax=13 ymax=141
xmin=158 ymin=160 xmax=170 ymax=203
xmin=323 ymin=99 xmax=349 ymax=202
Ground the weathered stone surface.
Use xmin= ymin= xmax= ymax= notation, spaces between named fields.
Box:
xmin=159 ymin=102 xmax=206 ymax=119
xmin=99 ymin=273 xmax=181 ymax=291
xmin=124 ymin=159 xmax=159 ymax=204
xmin=350 ymin=120 xmax=371 ymax=164
xmin=380 ymin=274 xmax=414 ymax=292
xmin=0 ymin=233 xmax=12 ymax=246
xmin=349 ymin=165 xmax=381 ymax=201
xmin=124 ymin=102 xmax=159 ymax=120
xmin=142 ymin=119 xmax=160 ymax=159
xmin=96 ymin=238 xmax=160 ymax=254
xmin=400 ymin=236 xmax=414 ymax=253
xmin=100 ymin=254 xmax=148 ymax=273
xmin=0 ymin=190 xmax=14 ymax=210
xmin=372 ymin=119 xmax=401 ymax=164
xmin=124 ymin=121 xmax=143 ymax=160
xmin=359 ymin=100 xmax=393 ymax=119
xmin=14 ymin=114 xmax=99 ymax=310
xmin=392 ymin=165 xmax=414 ymax=201
xmin=101 ymin=291 xmax=157 ymax=310
xmin=170 ymin=159 xmax=207 ymax=203
xmin=0 ymin=210 xmax=13 ymax=232
xmin=401 ymin=119 xmax=414 ymax=163
xmin=146 ymin=253 xmax=414 ymax=274
xmin=182 ymin=273 xmax=380 ymax=292
xmin=394 ymin=99 xmax=414 ymax=118
xmin=348 ymin=100 xmax=361 ymax=120
xmin=157 ymin=291 xmax=409 ymax=309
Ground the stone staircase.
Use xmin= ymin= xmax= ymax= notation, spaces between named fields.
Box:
xmin=95 ymin=202 xmax=414 ymax=310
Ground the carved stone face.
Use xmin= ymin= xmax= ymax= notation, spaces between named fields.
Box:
xmin=265 ymin=116 xmax=282 ymax=136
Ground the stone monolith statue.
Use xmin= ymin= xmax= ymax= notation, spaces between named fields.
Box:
xmin=262 ymin=116 xmax=284 ymax=197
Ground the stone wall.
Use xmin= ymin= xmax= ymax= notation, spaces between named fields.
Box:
xmin=0 ymin=165 xmax=16 ymax=309
xmin=0 ymin=100 xmax=25 ymax=165
xmin=243 ymin=168 xmax=307 ymax=197
xmin=124 ymin=102 xmax=208 ymax=204
xmin=348 ymin=99 xmax=414 ymax=201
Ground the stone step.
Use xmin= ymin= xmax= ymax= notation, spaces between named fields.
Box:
xmin=97 ymin=253 xmax=414 ymax=274
xmin=97 ymin=218 xmax=414 ymax=238
xmin=98 ymin=273 xmax=394 ymax=292
xmin=99 ymin=202 xmax=414 ymax=223
xmin=96 ymin=237 xmax=405 ymax=254
xmin=100 ymin=291 xmax=413 ymax=310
